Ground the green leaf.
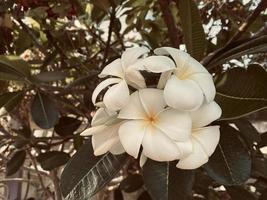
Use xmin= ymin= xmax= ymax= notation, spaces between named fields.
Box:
xmin=54 ymin=116 xmax=82 ymax=136
xmin=32 ymin=71 xmax=67 ymax=82
xmin=6 ymin=150 xmax=26 ymax=176
xmin=120 ymin=174 xmax=144 ymax=193
xmin=234 ymin=119 xmax=261 ymax=149
xmin=31 ymin=92 xmax=59 ymax=129
xmin=0 ymin=72 xmax=25 ymax=81
xmin=142 ymin=160 xmax=194 ymax=200
xmin=215 ymin=64 xmax=267 ymax=120
xmin=36 ymin=151 xmax=70 ymax=171
xmin=204 ymin=124 xmax=251 ymax=185
xmin=207 ymin=36 xmax=267 ymax=67
xmin=226 ymin=186 xmax=256 ymax=200
xmin=0 ymin=55 xmax=31 ymax=78
xmin=0 ymin=91 xmax=24 ymax=116
xmin=178 ymin=0 xmax=206 ymax=61
xmin=60 ymin=139 xmax=128 ymax=200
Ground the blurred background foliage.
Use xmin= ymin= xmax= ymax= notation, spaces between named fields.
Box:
xmin=0 ymin=0 xmax=266 ymax=199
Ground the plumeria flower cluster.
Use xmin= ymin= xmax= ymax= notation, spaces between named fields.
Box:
xmin=81 ymin=47 xmax=222 ymax=169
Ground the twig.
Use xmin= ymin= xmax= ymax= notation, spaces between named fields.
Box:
xmin=102 ymin=5 xmax=116 ymax=67
xmin=202 ymin=0 xmax=267 ymax=66
xmin=27 ymin=149 xmax=54 ymax=200
xmin=224 ymin=0 xmax=267 ymax=47
xmin=158 ymin=0 xmax=181 ymax=47
xmin=50 ymin=170 xmax=62 ymax=200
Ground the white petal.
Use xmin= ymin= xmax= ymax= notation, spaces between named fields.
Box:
xmin=155 ymin=109 xmax=191 ymax=141
xmin=92 ymin=78 xmax=121 ymax=105
xmin=92 ymin=134 xmax=119 ymax=156
xmin=109 ymin=141 xmax=125 ymax=155
xmin=125 ymin=69 xmax=146 ymax=89
xmin=119 ymin=120 xmax=146 ymax=158
xmin=164 ymin=75 xmax=204 ymax=111
xmin=176 ymin=126 xmax=220 ymax=169
xmin=133 ymin=56 xmax=175 ymax=73
xmin=154 ymin=47 xmax=188 ymax=69
xmin=121 ymin=47 xmax=150 ymax=69
xmin=191 ymin=101 xmax=222 ymax=128
xmin=118 ymin=91 xmax=146 ymax=120
xmin=192 ymin=126 xmax=220 ymax=156
xmin=176 ymin=139 xmax=208 ymax=169
xmin=103 ymin=80 xmax=130 ymax=111
xmin=189 ymin=73 xmax=216 ymax=102
xmin=91 ymin=108 xmax=116 ymax=126
xmin=142 ymin=125 xmax=180 ymax=161
xmin=99 ymin=58 xmax=124 ymax=78
xmin=140 ymin=152 xmax=147 ymax=167
xmin=176 ymin=140 xmax=193 ymax=159
xmin=139 ymin=88 xmax=166 ymax=116
xmin=155 ymin=47 xmax=207 ymax=74
xmin=157 ymin=71 xmax=172 ymax=89
xmin=80 ymin=125 xmax=107 ymax=136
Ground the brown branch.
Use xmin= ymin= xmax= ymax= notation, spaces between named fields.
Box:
xmin=102 ymin=6 xmax=116 ymax=67
xmin=27 ymin=149 xmax=54 ymax=200
xmin=201 ymin=0 xmax=267 ymax=67
xmin=158 ymin=0 xmax=181 ymax=47
xmin=224 ymin=0 xmax=267 ymax=47
xmin=50 ymin=170 xmax=62 ymax=200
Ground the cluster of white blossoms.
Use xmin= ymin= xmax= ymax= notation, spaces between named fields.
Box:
xmin=81 ymin=47 xmax=222 ymax=169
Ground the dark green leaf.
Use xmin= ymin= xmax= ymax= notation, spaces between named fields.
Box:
xmin=0 ymin=91 xmax=24 ymax=116
xmin=0 ymin=55 xmax=31 ymax=78
xmin=73 ymin=135 xmax=83 ymax=150
xmin=259 ymin=188 xmax=267 ymax=200
xmin=234 ymin=119 xmax=261 ymax=149
xmin=208 ymin=36 xmax=267 ymax=67
xmin=120 ymin=174 xmax=144 ymax=193
xmin=178 ymin=0 xmax=206 ymax=61
xmin=138 ymin=191 xmax=152 ymax=200
xmin=205 ymin=124 xmax=251 ymax=185
xmin=142 ymin=160 xmax=194 ymax=200
xmin=113 ymin=189 xmax=124 ymax=200
xmin=31 ymin=92 xmax=59 ymax=129
xmin=226 ymin=186 xmax=256 ymax=200
xmin=60 ymin=139 xmax=128 ymax=200
xmin=32 ymin=71 xmax=67 ymax=82
xmin=252 ymin=155 xmax=267 ymax=178
xmin=36 ymin=151 xmax=70 ymax=171
xmin=6 ymin=150 xmax=26 ymax=176
xmin=215 ymin=65 xmax=267 ymax=120
xmin=54 ymin=116 xmax=81 ymax=136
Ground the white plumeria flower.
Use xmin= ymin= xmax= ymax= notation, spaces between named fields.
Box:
xmin=153 ymin=47 xmax=216 ymax=111
xmin=118 ymin=88 xmax=192 ymax=162
xmin=81 ymin=107 xmax=125 ymax=156
xmin=92 ymin=47 xmax=150 ymax=111
xmin=176 ymin=101 xmax=222 ymax=169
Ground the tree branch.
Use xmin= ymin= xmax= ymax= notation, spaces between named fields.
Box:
xmin=224 ymin=0 xmax=267 ymax=47
xmin=158 ymin=0 xmax=181 ymax=47
xmin=102 ymin=6 xmax=116 ymax=67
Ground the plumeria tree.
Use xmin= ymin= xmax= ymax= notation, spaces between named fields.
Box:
xmin=0 ymin=0 xmax=267 ymax=200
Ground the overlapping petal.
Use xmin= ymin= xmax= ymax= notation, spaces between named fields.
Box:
xmin=139 ymin=88 xmax=166 ymax=116
xmin=98 ymin=58 xmax=124 ymax=78
xmin=164 ymin=75 xmax=203 ymax=111
xmin=191 ymin=101 xmax=222 ymax=128
xmin=155 ymin=109 xmax=191 ymax=141
xmin=142 ymin=125 xmax=180 ymax=161
xmin=103 ymin=80 xmax=130 ymax=111
xmin=121 ymin=46 xmax=150 ymax=69
xmin=92 ymin=78 xmax=121 ymax=105
xmin=176 ymin=126 xmax=220 ymax=169
xmin=188 ymin=73 xmax=216 ymax=102
xmin=119 ymin=120 xmax=146 ymax=158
